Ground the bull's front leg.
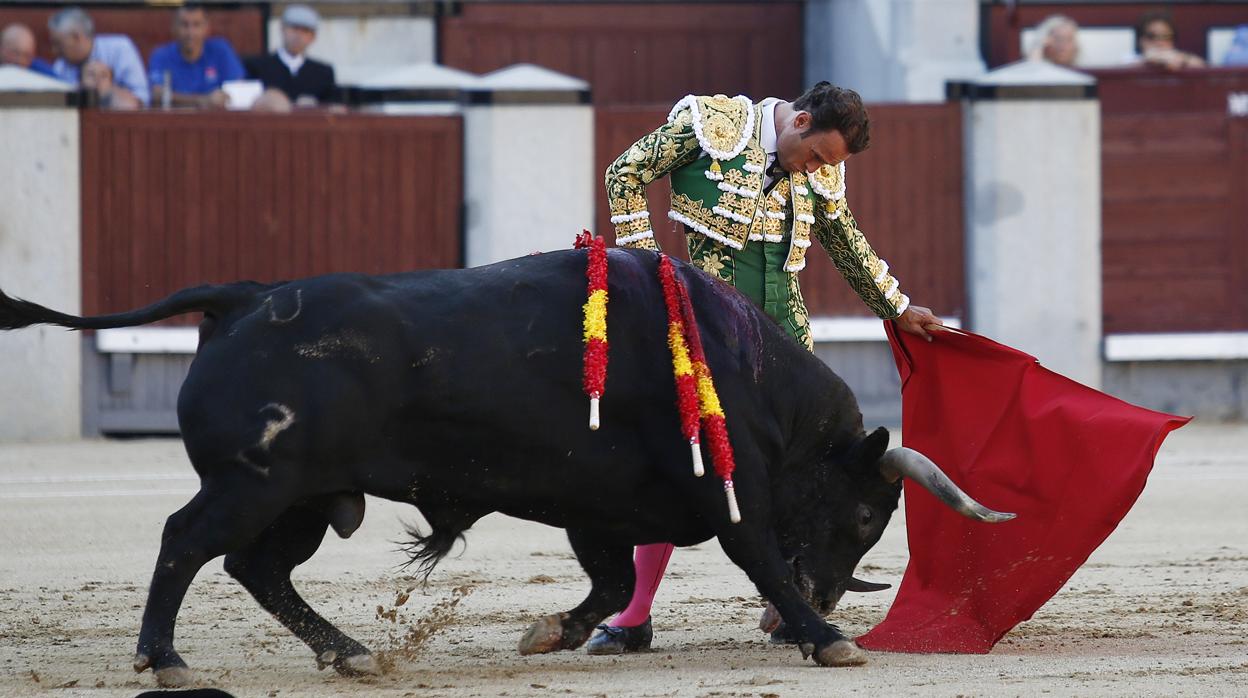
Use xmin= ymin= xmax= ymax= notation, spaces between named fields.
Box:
xmin=716 ymin=523 xmax=868 ymax=667
xmin=518 ymin=528 xmax=634 ymax=655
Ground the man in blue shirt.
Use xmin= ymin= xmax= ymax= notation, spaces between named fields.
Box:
xmin=1 ymin=24 xmax=58 ymax=78
xmin=148 ymin=4 xmax=245 ymax=109
xmin=48 ymin=6 xmax=149 ymax=106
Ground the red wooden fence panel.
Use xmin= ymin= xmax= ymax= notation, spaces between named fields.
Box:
xmin=1093 ymin=68 xmax=1248 ymax=115
xmin=439 ymin=2 xmax=804 ymax=106
xmin=595 ymin=102 xmax=966 ymax=318
xmin=1101 ymin=111 xmax=1248 ymax=333
xmin=1097 ymin=67 xmax=1248 ymax=333
xmin=80 ymin=111 xmax=463 ymax=324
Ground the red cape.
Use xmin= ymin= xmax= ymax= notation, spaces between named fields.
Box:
xmin=856 ymin=324 xmax=1189 ymax=653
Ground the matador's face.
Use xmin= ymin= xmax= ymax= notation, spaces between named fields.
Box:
xmin=776 ymin=110 xmax=851 ymax=175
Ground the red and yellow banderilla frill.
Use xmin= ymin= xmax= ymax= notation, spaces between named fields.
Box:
xmin=576 ymin=237 xmax=741 ymax=523
xmin=658 ymin=254 xmax=705 ymax=477
xmin=576 ymin=231 xmax=609 ymax=430
xmin=659 ymin=254 xmax=741 ymax=523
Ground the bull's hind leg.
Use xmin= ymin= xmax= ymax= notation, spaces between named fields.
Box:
xmin=519 ymin=528 xmax=634 ymax=655
xmin=222 ymin=495 xmax=380 ymax=677
xmin=134 ymin=483 xmax=288 ymax=687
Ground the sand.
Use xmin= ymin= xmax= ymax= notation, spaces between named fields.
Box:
xmin=0 ymin=423 xmax=1245 ymax=697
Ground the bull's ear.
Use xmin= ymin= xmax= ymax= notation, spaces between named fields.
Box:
xmin=859 ymin=426 xmax=890 ymax=467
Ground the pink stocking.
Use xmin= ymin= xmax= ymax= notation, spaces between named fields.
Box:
xmin=611 ymin=543 xmax=674 ymax=627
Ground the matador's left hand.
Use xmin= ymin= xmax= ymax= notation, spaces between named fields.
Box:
xmin=894 ymin=305 xmax=943 ymax=342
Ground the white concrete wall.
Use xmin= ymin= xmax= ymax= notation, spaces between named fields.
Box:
xmin=463 ymin=104 xmax=595 ymax=266
xmin=964 ymin=98 xmax=1102 ymax=388
xmin=0 ymin=108 xmax=82 ymax=441
xmin=267 ymin=16 xmax=435 ymax=73
xmin=806 ymin=0 xmax=985 ymax=102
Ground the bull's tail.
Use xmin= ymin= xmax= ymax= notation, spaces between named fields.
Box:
xmin=0 ymin=282 xmax=267 ymax=332
xmin=397 ymin=520 xmax=466 ymax=581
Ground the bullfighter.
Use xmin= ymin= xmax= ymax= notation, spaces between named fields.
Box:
xmin=594 ymin=81 xmax=944 ymax=654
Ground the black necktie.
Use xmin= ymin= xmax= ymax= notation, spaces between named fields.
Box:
xmin=764 ymin=159 xmax=785 ymax=195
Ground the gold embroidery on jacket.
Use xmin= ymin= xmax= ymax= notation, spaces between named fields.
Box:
xmin=605 ymin=107 xmax=702 ymax=249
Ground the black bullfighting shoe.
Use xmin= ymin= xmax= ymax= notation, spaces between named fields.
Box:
xmin=585 ymin=617 xmax=653 ymax=655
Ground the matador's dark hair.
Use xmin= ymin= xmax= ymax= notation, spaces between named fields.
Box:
xmin=792 ymin=81 xmax=871 ymax=153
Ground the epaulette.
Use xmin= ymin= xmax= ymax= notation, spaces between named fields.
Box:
xmin=809 ymin=161 xmax=847 ymax=203
xmin=667 ymin=94 xmax=755 ymax=162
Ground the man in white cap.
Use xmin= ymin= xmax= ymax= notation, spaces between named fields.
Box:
xmin=244 ymin=3 xmax=336 ymax=105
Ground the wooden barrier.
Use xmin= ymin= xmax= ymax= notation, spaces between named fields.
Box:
xmin=594 ymin=102 xmax=966 ymax=318
xmin=439 ymin=1 xmax=803 ymax=106
xmin=1097 ymin=69 xmax=1248 ymax=333
xmin=1095 ymin=67 xmax=1248 ymax=114
xmin=80 ymin=110 xmax=463 ymax=324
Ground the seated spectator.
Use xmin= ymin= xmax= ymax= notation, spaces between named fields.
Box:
xmin=48 ymin=7 xmax=150 ymax=106
xmin=148 ymin=3 xmax=244 ymax=109
xmin=82 ymin=60 xmax=141 ymax=110
xmin=244 ymin=4 xmax=336 ymax=106
xmin=1223 ymin=26 xmax=1248 ymax=67
xmin=1125 ymin=11 xmax=1206 ymax=71
xmin=1028 ymin=15 xmax=1080 ymax=67
xmin=1 ymin=23 xmax=57 ymax=77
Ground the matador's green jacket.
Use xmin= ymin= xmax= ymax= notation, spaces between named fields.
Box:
xmin=605 ymin=94 xmax=910 ymax=350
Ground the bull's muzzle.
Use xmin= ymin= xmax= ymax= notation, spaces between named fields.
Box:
xmin=878 ymin=447 xmax=1016 ymax=523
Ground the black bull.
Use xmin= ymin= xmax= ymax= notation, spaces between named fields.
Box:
xmin=0 ymin=248 xmax=1011 ymax=685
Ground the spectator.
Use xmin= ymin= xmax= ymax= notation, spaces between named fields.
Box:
xmin=148 ymin=3 xmax=244 ymax=109
xmin=1222 ymin=25 xmax=1248 ymax=67
xmin=244 ymin=4 xmax=336 ymax=106
xmin=48 ymin=7 xmax=150 ymax=106
xmin=82 ymin=60 xmax=141 ymax=110
xmin=1 ymin=23 xmax=57 ymax=77
xmin=1028 ymin=14 xmax=1080 ymax=67
xmin=1125 ymin=11 xmax=1206 ymax=71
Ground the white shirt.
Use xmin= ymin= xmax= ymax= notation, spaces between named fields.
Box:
xmin=758 ymin=97 xmax=782 ymax=188
xmin=277 ymin=46 xmax=305 ymax=75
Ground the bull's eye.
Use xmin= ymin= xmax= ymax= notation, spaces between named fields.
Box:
xmin=856 ymin=504 xmax=875 ymax=531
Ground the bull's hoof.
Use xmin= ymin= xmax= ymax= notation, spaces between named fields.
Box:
xmin=154 ymin=665 xmax=196 ymax=687
xmin=133 ymin=653 xmax=152 ymax=673
xmin=316 ymin=650 xmax=337 ymax=671
xmin=335 ymin=653 xmax=382 ymax=677
xmin=813 ymin=640 xmax=868 ymax=667
xmin=518 ymin=613 xmax=567 ymax=655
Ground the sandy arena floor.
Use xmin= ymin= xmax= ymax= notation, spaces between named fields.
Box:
xmin=0 ymin=423 xmax=1245 ymax=697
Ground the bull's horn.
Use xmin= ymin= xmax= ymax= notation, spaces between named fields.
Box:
xmin=845 ymin=577 xmax=891 ymax=593
xmin=879 ymin=447 xmax=1017 ymax=523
